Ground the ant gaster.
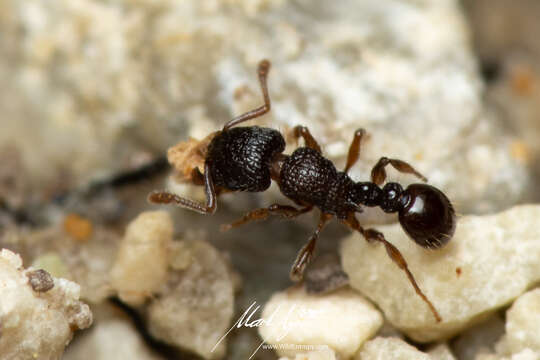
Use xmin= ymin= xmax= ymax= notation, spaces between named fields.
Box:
xmin=149 ymin=60 xmax=456 ymax=322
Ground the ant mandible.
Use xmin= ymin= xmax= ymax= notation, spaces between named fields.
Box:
xmin=149 ymin=60 xmax=456 ymax=322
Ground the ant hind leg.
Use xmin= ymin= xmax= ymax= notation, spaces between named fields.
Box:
xmin=342 ymin=213 xmax=442 ymax=322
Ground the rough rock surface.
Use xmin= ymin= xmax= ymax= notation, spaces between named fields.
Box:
xmin=258 ymin=287 xmax=383 ymax=359
xmin=501 ymin=288 xmax=540 ymax=355
xmin=474 ymin=288 xmax=540 ymax=360
xmin=147 ymin=239 xmax=234 ymax=359
xmin=1 ymin=219 xmax=121 ymax=304
xmin=464 ymin=0 xmax=540 ymax=212
xmin=63 ymin=304 xmax=162 ymax=360
xmin=342 ymin=205 xmax=540 ymax=342
xmin=357 ymin=337 xmax=442 ymax=360
xmin=451 ymin=315 xmax=506 ymax=360
xmin=0 ymin=249 xmax=93 ymax=360
xmin=0 ymin=0 xmax=530 ymax=214
xmin=110 ymin=210 xmax=173 ymax=306
xmin=428 ymin=344 xmax=457 ymax=360
xmin=464 ymin=0 xmax=540 ymax=191
xmin=278 ymin=349 xmax=338 ymax=360
xmin=475 ymin=349 xmax=539 ymax=360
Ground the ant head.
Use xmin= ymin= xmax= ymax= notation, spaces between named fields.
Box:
xmin=398 ymin=183 xmax=455 ymax=249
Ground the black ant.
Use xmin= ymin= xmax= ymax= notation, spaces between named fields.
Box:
xmin=149 ymin=60 xmax=456 ymax=322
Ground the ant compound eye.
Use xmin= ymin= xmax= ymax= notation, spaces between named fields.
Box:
xmin=398 ymin=183 xmax=456 ymax=249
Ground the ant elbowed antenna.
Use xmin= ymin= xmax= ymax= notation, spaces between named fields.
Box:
xmin=149 ymin=60 xmax=456 ymax=323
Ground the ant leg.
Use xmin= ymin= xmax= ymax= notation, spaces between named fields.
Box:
xmin=221 ymin=204 xmax=312 ymax=232
xmin=148 ymin=163 xmax=217 ymax=214
xmin=344 ymin=128 xmax=367 ymax=173
xmin=342 ymin=213 xmax=442 ymax=322
xmin=223 ymin=60 xmax=272 ymax=131
xmin=371 ymin=156 xmax=427 ymax=186
xmin=292 ymin=125 xmax=322 ymax=153
xmin=290 ymin=213 xmax=332 ymax=282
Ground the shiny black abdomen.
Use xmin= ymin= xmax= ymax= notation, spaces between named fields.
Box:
xmin=279 ymin=147 xmax=356 ymax=218
xmin=206 ymin=126 xmax=285 ymax=192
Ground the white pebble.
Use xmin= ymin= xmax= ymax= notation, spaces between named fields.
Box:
xmin=259 ymin=287 xmax=383 ymax=359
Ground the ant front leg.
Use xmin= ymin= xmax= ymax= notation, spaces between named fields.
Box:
xmin=223 ymin=60 xmax=272 ymax=131
xmin=221 ymin=204 xmax=312 ymax=231
xmin=343 ymin=213 xmax=442 ymax=322
xmin=148 ymin=163 xmax=217 ymax=214
xmin=344 ymin=128 xmax=367 ymax=173
xmin=290 ymin=213 xmax=332 ymax=282
xmin=371 ymin=157 xmax=427 ymax=186
xmin=292 ymin=126 xmax=322 ymax=153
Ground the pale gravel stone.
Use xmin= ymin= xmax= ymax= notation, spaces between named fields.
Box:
xmin=476 ymin=349 xmax=539 ymax=360
xmin=428 ymin=344 xmax=457 ymax=360
xmin=64 ymin=304 xmax=162 ymax=360
xmin=0 ymin=249 xmax=92 ymax=360
xmin=147 ymin=239 xmax=234 ymax=359
xmin=278 ymin=349 xmax=337 ymax=360
xmin=0 ymin=0 xmax=530 ymax=214
xmin=452 ymin=315 xmax=506 ymax=360
xmin=168 ymin=240 xmax=193 ymax=271
xmin=341 ymin=205 xmax=540 ymax=342
xmin=502 ymin=288 xmax=540 ymax=355
xmin=4 ymin=223 xmax=121 ymax=304
xmin=475 ymin=289 xmax=540 ymax=360
xmin=356 ymin=337 xmax=432 ymax=360
xmin=110 ymin=211 xmax=173 ymax=306
xmin=355 ymin=340 xmax=453 ymax=360
xmin=64 ymin=320 xmax=162 ymax=360
xmin=258 ymin=287 xmax=383 ymax=359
